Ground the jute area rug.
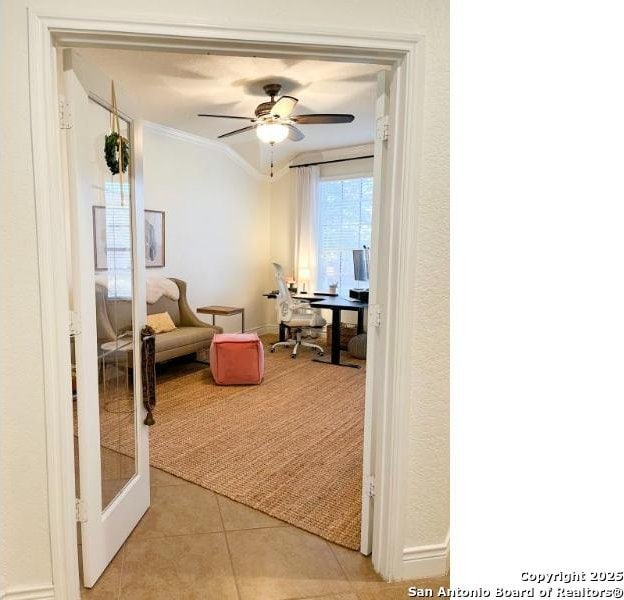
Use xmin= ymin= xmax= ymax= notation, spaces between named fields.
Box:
xmin=100 ymin=335 xmax=366 ymax=550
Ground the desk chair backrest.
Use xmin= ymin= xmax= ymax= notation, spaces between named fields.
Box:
xmin=272 ymin=262 xmax=294 ymax=322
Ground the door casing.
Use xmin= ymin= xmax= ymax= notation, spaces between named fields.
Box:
xmin=27 ymin=9 xmax=426 ymax=596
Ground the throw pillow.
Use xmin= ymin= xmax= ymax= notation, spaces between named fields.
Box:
xmin=146 ymin=311 xmax=176 ymax=334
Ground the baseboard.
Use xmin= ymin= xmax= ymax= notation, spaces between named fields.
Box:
xmin=0 ymin=584 xmax=55 ymax=600
xmin=248 ymin=324 xmax=278 ymax=336
xmin=402 ymin=535 xmax=450 ymax=580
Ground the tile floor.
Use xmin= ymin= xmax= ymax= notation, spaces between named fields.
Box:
xmin=80 ymin=467 xmax=449 ymax=599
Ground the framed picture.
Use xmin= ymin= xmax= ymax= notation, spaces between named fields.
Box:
xmin=144 ymin=210 xmax=165 ymax=268
xmin=92 ymin=206 xmax=108 ymax=271
xmin=92 ymin=206 xmax=166 ymax=270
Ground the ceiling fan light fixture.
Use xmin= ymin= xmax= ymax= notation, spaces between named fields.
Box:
xmin=256 ymin=122 xmax=289 ymax=144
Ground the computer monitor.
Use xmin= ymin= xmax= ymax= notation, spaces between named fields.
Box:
xmin=353 ymin=246 xmax=370 ymax=290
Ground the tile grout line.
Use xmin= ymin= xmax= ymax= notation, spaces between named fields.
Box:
xmin=275 ymin=584 xmax=361 ymax=600
xmin=327 ymin=542 xmax=361 ymax=599
xmin=116 ymin=544 xmax=126 ymax=600
xmin=215 ymin=496 xmax=244 ymax=600
xmin=244 ymin=538 xmax=361 ymax=600
xmin=126 ymin=513 xmax=290 ymax=543
xmin=126 ymin=525 xmax=290 ymax=543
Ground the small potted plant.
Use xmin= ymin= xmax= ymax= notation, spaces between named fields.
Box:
xmin=326 ymin=266 xmax=338 ymax=294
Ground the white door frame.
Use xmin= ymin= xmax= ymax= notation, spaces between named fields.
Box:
xmin=27 ymin=9 xmax=425 ymax=596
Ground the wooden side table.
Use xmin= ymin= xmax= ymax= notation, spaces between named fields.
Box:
xmin=197 ymin=305 xmax=245 ymax=333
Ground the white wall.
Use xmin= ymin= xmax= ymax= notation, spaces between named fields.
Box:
xmin=142 ymin=125 xmax=271 ymax=332
xmin=0 ymin=0 xmax=448 ymax=593
xmin=269 ymin=170 xmax=295 ymax=276
xmin=402 ymin=0 xmax=450 ymax=560
xmin=1 ymin=1 xmax=54 ymax=592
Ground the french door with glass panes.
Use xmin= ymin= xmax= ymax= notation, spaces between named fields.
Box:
xmin=63 ymin=49 xmax=149 ymax=587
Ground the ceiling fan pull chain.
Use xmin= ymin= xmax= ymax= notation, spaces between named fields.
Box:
xmin=270 ymin=142 xmax=274 ymax=178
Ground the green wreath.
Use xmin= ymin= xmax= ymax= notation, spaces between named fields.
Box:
xmin=104 ymin=132 xmax=130 ymax=175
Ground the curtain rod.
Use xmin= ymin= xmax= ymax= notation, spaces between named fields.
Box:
xmin=289 ymin=155 xmax=374 ymax=169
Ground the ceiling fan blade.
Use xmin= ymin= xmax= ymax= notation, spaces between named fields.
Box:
xmin=198 ymin=113 xmax=255 ymax=121
xmin=286 ymin=124 xmax=305 ymax=142
xmin=217 ymin=124 xmax=257 ymax=139
xmin=291 ymin=114 xmax=355 ymax=124
xmin=270 ymin=96 xmax=298 ymax=118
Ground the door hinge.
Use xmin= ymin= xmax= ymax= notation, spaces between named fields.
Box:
xmin=369 ymin=304 xmax=382 ymax=328
xmin=59 ymin=99 xmax=72 ymax=129
xmin=75 ymin=498 xmax=88 ymax=523
xmin=376 ymin=115 xmax=389 ymax=141
xmin=366 ymin=476 xmax=376 ymax=498
xmin=69 ymin=310 xmax=81 ymax=336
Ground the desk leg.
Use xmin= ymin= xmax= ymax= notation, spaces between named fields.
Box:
xmin=330 ymin=309 xmax=341 ymax=364
xmin=313 ymin=308 xmax=361 ymax=368
xmin=241 ymin=310 xmax=245 ymax=333
xmin=357 ymin=309 xmax=365 ymax=335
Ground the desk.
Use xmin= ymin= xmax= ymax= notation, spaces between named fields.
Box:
xmin=262 ymin=292 xmax=368 ymax=366
xmin=293 ymin=294 xmax=325 ymax=302
xmin=309 ymin=296 xmax=368 ymax=369
xmin=263 ymin=291 xmax=337 ymax=300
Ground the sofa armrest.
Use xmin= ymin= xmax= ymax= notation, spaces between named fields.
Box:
xmin=95 ymin=284 xmax=116 ymax=342
xmin=170 ymin=277 xmax=224 ymax=333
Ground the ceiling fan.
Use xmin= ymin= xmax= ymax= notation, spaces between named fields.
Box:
xmin=198 ymin=83 xmax=355 ymax=144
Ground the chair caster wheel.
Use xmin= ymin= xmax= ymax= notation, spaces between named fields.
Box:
xmin=318 ymin=352 xmax=324 ymax=356
xmin=291 ymin=355 xmax=296 ymax=359
xmin=270 ymin=348 xmax=275 ymax=353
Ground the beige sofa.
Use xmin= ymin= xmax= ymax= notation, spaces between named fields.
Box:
xmin=96 ymin=278 xmax=221 ymax=363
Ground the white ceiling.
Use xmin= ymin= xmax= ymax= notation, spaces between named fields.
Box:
xmin=76 ymin=48 xmax=385 ymax=173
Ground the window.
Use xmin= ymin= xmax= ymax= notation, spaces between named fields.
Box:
xmin=316 ymin=176 xmax=373 ymax=292
xmin=101 ymin=181 xmax=132 ymax=299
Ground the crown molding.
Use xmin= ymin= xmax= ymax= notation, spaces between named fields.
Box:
xmin=142 ymin=121 xmax=270 ymax=182
xmin=143 ymin=122 xmax=373 ymax=184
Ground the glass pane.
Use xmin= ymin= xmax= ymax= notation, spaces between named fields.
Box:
xmin=89 ymin=99 xmax=137 ymax=510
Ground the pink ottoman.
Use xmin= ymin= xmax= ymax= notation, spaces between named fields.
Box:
xmin=209 ymin=333 xmax=264 ymax=385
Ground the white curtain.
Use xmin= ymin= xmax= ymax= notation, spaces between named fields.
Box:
xmin=293 ymin=165 xmax=320 ymax=291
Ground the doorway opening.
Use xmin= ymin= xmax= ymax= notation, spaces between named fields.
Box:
xmin=29 ymin=12 xmax=424 ymax=597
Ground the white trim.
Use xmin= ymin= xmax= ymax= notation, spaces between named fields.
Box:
xmin=0 ymin=585 xmax=55 ymax=600
xmin=402 ymin=535 xmax=450 ymax=580
xmin=368 ymin=50 xmax=422 ymax=580
xmin=27 ymin=10 xmax=429 ymax=591
xmin=142 ymin=121 xmax=268 ymax=182
xmin=46 ymin=12 xmax=420 ymax=56
xmin=27 ymin=11 xmax=80 ymax=600
xmin=248 ymin=324 xmax=279 ymax=336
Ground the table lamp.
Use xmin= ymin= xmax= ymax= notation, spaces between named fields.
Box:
xmin=298 ymin=267 xmax=310 ymax=294
xmin=352 ymin=248 xmax=369 ymax=290
xmin=350 ymin=246 xmax=370 ymax=302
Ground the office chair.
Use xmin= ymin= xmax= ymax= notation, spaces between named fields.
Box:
xmin=270 ymin=262 xmax=326 ymax=358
